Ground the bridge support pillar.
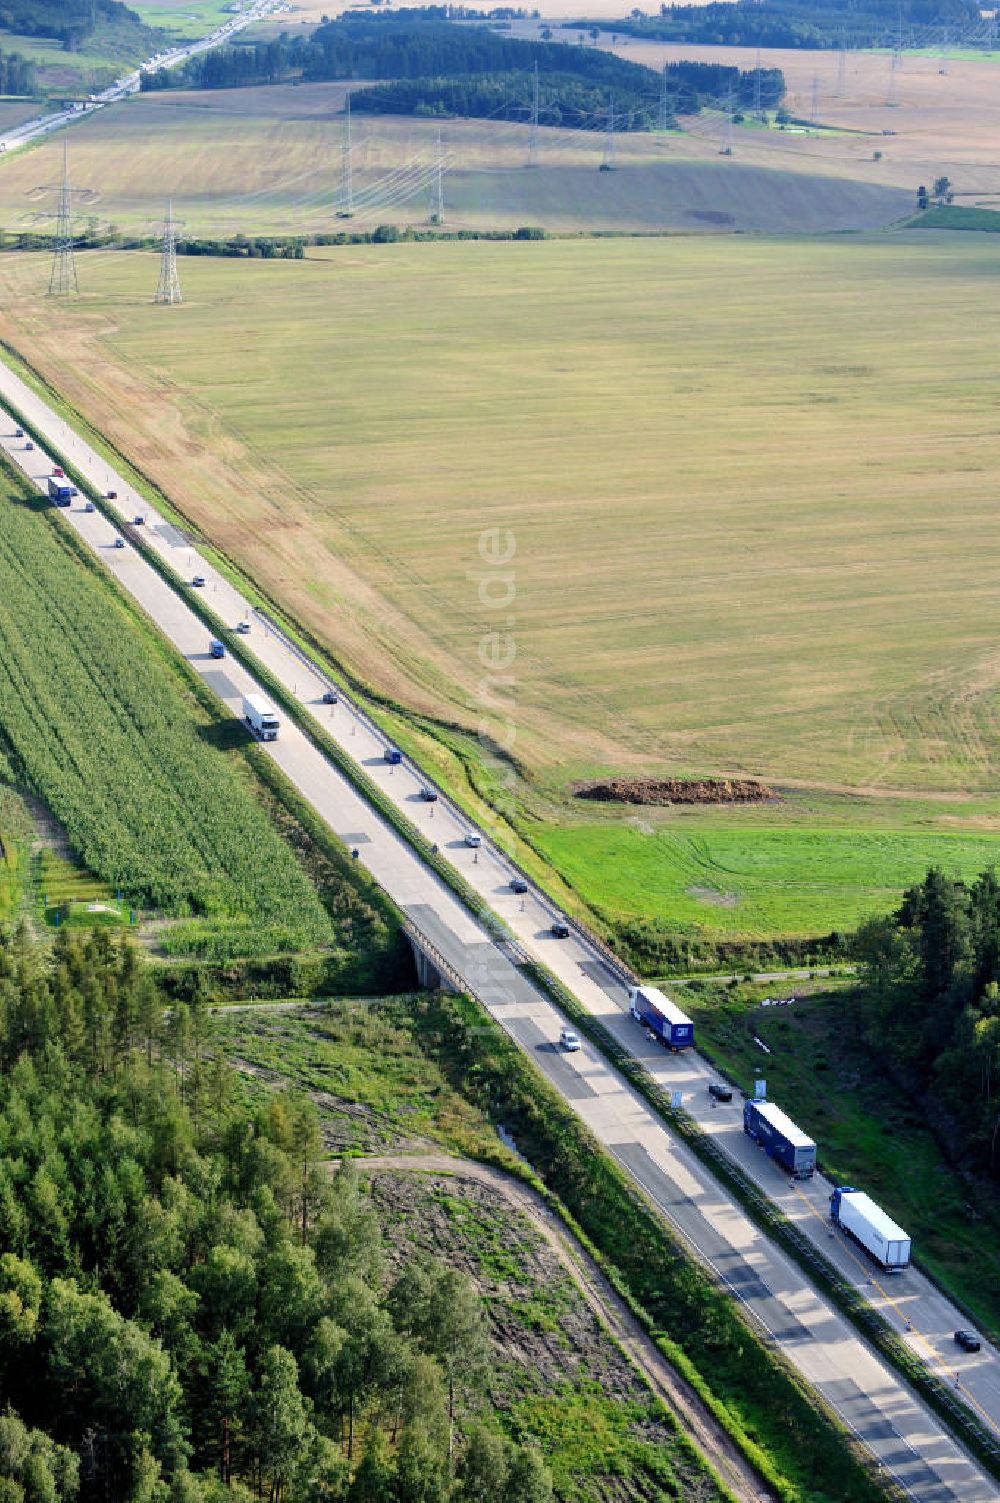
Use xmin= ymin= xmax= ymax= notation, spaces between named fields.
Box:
xmin=408 ymin=936 xmax=453 ymax=992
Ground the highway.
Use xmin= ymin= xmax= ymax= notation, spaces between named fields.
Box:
xmin=0 ymin=0 xmax=285 ymax=158
xmin=1 ymin=359 xmax=998 ymax=1501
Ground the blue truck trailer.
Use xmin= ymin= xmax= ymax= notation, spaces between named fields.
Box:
xmin=47 ymin=474 xmax=76 ymax=506
xmin=628 ymin=985 xmax=694 ymax=1050
xmin=743 ymin=1098 xmax=816 ymax=1178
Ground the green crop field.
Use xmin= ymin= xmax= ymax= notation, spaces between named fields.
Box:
xmin=532 ymin=799 xmax=1000 ymax=942
xmin=0 ymin=466 xmax=335 ymax=958
xmin=5 ymin=230 xmax=1000 ymax=944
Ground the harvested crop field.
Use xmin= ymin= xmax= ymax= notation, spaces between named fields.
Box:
xmin=8 ymin=229 xmax=1000 ymax=937
xmin=0 ymin=81 xmax=910 ymax=238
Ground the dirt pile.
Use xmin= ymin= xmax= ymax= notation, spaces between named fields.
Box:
xmin=573 ymin=776 xmax=775 ymax=806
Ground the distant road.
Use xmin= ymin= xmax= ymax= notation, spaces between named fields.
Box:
xmin=0 ymin=362 xmax=997 ymax=1501
xmin=0 ymin=0 xmax=285 ymax=158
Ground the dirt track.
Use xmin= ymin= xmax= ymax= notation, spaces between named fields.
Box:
xmin=353 ymin=1152 xmax=773 ymax=1503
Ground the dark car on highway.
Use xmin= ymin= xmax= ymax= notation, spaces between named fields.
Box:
xmin=954 ymin=1330 xmax=981 ymax=1353
xmin=550 ymin=917 xmax=570 ymax=938
xmin=510 ymin=876 xmax=528 ymax=894
xmin=708 ymin=1082 xmax=733 ymax=1103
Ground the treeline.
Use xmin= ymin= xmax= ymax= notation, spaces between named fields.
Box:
xmin=0 ymin=0 xmax=146 ymax=49
xmin=0 ymin=44 xmax=34 ymax=94
xmin=351 ymin=72 xmax=656 ymax=130
xmin=0 ymin=227 xmax=548 ymax=257
xmin=596 ymin=0 xmax=979 ymax=51
xmin=856 ymin=865 xmax=1000 ymax=1177
xmin=141 ymin=13 xmax=784 ymax=125
xmin=0 ymin=923 xmax=554 ymax=1503
xmin=353 ymin=58 xmax=782 ymax=126
xmin=144 ymin=13 xmax=665 ymax=105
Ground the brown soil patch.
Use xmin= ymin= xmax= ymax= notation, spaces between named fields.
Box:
xmin=574 ymin=776 xmax=775 ymax=806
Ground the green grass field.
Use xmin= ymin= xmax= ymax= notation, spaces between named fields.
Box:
xmin=130 ymin=0 xmax=234 ymax=41
xmin=35 ymin=849 xmax=127 ymax=928
xmin=532 ymin=793 xmax=1000 ymax=940
xmin=5 ymin=231 xmax=1000 ymax=941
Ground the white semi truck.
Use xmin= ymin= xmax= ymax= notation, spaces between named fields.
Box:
xmin=830 ymin=1188 xmax=910 ymax=1271
xmin=243 ymin=693 xmax=280 ymax=742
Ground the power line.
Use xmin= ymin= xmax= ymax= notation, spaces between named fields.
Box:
xmin=153 ymin=198 xmax=183 ymax=305
xmin=48 ymin=139 xmax=79 ymax=298
xmin=659 ymin=62 xmax=670 ymax=132
xmin=753 ymin=47 xmax=763 ymax=122
xmin=835 ymin=41 xmax=847 ymax=97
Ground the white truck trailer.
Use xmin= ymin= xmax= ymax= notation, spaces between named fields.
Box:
xmin=830 ymin=1188 xmax=910 ymax=1271
xmin=243 ymin=693 xmax=280 ymax=742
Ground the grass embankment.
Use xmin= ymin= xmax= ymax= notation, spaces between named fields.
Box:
xmin=3 ymin=237 xmax=1000 ymax=954
xmin=210 ymin=1003 xmax=733 ymax=1503
xmin=685 ymin=979 xmax=1000 ymax=1339
xmin=907 ymin=205 xmax=1000 ymax=231
xmin=0 ymin=462 xmax=400 ymax=979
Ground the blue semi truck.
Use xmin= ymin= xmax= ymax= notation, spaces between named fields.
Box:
xmin=743 ymin=1098 xmax=816 ymax=1178
xmin=628 ymin=985 xmax=694 ymax=1050
xmin=47 ymin=474 xmax=76 ymax=506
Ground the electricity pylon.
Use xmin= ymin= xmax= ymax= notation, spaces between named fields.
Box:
xmin=429 ymin=129 xmax=444 ymax=223
xmin=341 ymin=91 xmax=354 ymax=214
xmin=602 ymin=94 xmax=616 ymax=169
xmin=48 ymin=139 xmax=79 ymax=297
xmin=153 ymin=199 xmax=183 ymax=305
xmin=527 ymin=61 xmax=540 ymax=165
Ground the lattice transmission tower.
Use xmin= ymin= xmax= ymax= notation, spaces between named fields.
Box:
xmin=658 ymin=64 xmax=669 ymax=132
xmin=48 ymin=140 xmax=79 ymax=298
xmin=429 ymin=129 xmax=444 ymax=223
xmin=601 ymin=94 xmax=616 ymax=170
xmin=527 ymin=61 xmax=540 ymax=166
xmin=153 ymin=199 xmax=183 ymax=305
xmin=341 ymin=91 xmax=354 ymax=214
